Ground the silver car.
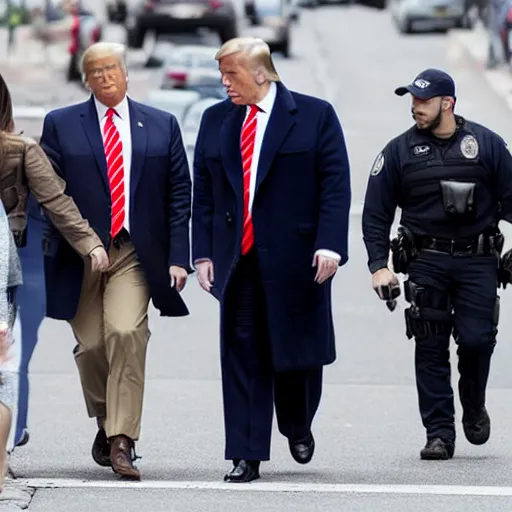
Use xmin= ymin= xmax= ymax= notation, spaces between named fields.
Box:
xmin=143 ymin=89 xmax=202 ymax=130
xmin=160 ymin=45 xmax=225 ymax=99
xmin=182 ymin=97 xmax=223 ymax=150
xmin=389 ymin=0 xmax=466 ymax=33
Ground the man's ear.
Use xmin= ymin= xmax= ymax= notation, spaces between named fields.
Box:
xmin=442 ymin=97 xmax=454 ymax=111
xmin=254 ymin=67 xmax=266 ymax=85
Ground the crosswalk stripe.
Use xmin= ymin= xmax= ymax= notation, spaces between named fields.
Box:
xmin=18 ymin=479 xmax=512 ymax=496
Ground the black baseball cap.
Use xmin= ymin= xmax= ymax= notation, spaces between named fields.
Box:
xmin=395 ymin=68 xmax=456 ymax=100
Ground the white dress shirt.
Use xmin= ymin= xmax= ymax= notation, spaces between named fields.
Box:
xmin=94 ymin=95 xmax=132 ymax=234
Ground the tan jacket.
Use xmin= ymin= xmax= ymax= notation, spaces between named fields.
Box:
xmin=0 ymin=132 xmax=102 ymax=257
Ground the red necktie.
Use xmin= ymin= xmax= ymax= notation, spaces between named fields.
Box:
xmin=241 ymin=105 xmax=259 ymax=255
xmin=103 ymin=107 xmax=125 ymax=239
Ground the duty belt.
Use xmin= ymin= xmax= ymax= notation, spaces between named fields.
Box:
xmin=416 ymin=234 xmax=500 ymax=256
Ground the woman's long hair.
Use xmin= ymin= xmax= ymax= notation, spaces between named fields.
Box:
xmin=0 ymin=73 xmax=15 ymax=165
xmin=0 ymin=74 xmax=14 ymax=133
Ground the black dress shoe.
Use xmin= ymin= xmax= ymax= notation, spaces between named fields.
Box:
xmin=462 ymin=406 xmax=491 ymax=445
xmin=224 ymin=459 xmax=260 ymax=483
xmin=289 ymin=433 xmax=315 ymax=464
xmin=420 ymin=438 xmax=455 ymax=460
xmin=92 ymin=428 xmax=112 ymax=467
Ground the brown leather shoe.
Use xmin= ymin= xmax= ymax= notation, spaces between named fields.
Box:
xmin=109 ymin=435 xmax=140 ymax=480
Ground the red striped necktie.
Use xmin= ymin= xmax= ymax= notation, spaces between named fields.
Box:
xmin=240 ymin=104 xmax=259 ymax=255
xmin=103 ymin=107 xmax=125 ymax=239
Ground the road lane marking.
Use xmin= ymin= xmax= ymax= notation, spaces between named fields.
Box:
xmin=19 ymin=479 xmax=512 ymax=496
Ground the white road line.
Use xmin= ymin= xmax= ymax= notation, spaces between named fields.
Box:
xmin=18 ymin=479 xmax=512 ymax=496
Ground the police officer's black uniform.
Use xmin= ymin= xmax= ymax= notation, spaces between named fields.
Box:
xmin=362 ymin=69 xmax=512 ymax=460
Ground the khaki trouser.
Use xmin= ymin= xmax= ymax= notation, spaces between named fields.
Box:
xmin=70 ymin=240 xmax=150 ymax=440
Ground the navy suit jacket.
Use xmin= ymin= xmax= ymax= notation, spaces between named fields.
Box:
xmin=40 ymin=95 xmax=192 ymax=320
xmin=192 ymin=82 xmax=351 ymax=371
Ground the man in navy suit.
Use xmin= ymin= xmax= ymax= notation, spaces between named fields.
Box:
xmin=40 ymin=42 xmax=192 ymax=480
xmin=192 ymin=37 xmax=351 ymax=482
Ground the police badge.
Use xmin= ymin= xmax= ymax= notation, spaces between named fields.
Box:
xmin=460 ymin=135 xmax=479 ymax=159
xmin=370 ymin=152 xmax=385 ymax=176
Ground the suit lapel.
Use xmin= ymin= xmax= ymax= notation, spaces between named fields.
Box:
xmin=80 ymin=96 xmax=110 ymax=195
xmin=255 ymin=83 xmax=296 ymax=197
xmin=220 ymin=103 xmax=245 ymax=199
xmin=128 ymin=99 xmax=147 ymax=205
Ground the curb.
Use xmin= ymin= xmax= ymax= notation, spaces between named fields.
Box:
xmin=0 ymin=479 xmax=34 ymax=510
xmin=448 ymin=26 xmax=512 ymax=110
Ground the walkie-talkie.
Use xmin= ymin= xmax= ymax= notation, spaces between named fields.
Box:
xmin=378 ymin=284 xmax=401 ymax=312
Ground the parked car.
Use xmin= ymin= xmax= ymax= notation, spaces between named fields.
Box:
xmin=246 ymin=0 xmax=292 ymax=57
xmin=144 ymin=39 xmax=175 ymax=67
xmin=126 ymin=0 xmax=238 ymax=49
xmin=245 ymin=0 xmax=299 ymax=22
xmin=159 ymin=44 xmax=226 ymax=98
xmin=389 ymin=0 xmax=466 ymax=33
xmin=143 ymin=89 xmax=202 ymax=128
xmin=182 ymin=96 xmax=222 ymax=149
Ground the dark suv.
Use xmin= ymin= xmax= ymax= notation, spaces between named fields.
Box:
xmin=126 ymin=0 xmax=238 ymax=48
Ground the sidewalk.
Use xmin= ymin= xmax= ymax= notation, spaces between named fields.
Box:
xmin=448 ymin=23 xmax=512 ymax=110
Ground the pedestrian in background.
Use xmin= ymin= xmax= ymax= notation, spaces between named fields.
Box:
xmin=6 ymin=0 xmax=22 ymax=56
xmin=193 ymin=37 xmax=351 ymax=483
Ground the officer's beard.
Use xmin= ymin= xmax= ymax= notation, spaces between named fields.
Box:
xmin=413 ymin=105 xmax=442 ymax=133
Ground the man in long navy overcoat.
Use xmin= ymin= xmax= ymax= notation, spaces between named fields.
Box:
xmin=192 ymin=37 xmax=351 ymax=482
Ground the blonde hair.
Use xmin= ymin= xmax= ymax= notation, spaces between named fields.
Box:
xmin=215 ymin=37 xmax=280 ymax=82
xmin=80 ymin=42 xmax=127 ymax=82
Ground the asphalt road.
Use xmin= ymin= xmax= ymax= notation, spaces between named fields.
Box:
xmin=4 ymin=2 xmax=512 ymax=512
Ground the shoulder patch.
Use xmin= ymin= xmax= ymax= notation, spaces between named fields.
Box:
xmin=370 ymin=152 xmax=385 ymax=176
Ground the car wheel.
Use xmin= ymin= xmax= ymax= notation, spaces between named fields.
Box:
xmin=126 ymin=26 xmax=145 ymax=49
xmin=455 ymin=12 xmax=474 ymax=29
xmin=398 ymin=15 xmax=413 ymax=33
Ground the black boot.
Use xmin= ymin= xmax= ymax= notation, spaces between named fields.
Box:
xmin=459 ymin=377 xmax=490 ymax=445
xmin=420 ymin=438 xmax=455 ymax=460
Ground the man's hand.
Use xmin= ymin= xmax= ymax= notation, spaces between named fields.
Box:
xmin=372 ymin=267 xmax=399 ymax=300
xmin=196 ymin=260 xmax=214 ymax=292
xmin=170 ymin=266 xmax=188 ymax=292
xmin=314 ymin=254 xmax=339 ymax=284
xmin=89 ymin=246 xmax=109 ymax=272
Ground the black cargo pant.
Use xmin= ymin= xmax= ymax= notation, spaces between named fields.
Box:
xmin=405 ymin=250 xmax=499 ymax=444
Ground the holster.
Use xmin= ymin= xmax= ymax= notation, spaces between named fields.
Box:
xmin=390 ymin=226 xmax=418 ymax=275
xmin=499 ymin=247 xmax=512 ymax=288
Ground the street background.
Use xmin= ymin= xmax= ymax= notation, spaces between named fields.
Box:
xmin=3 ymin=1 xmax=512 ymax=511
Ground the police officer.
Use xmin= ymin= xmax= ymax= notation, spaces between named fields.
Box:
xmin=362 ymin=68 xmax=512 ymax=460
